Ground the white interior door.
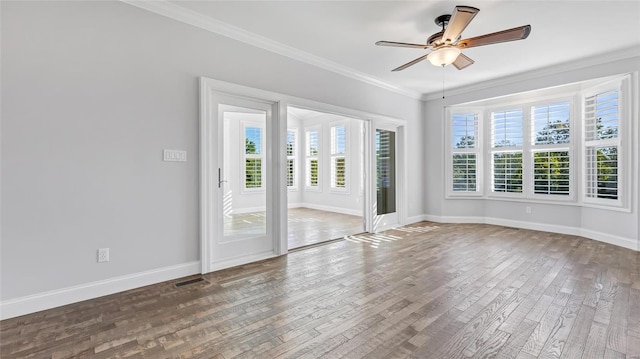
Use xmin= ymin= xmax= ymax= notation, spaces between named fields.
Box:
xmin=203 ymin=93 xmax=277 ymax=272
xmin=369 ymin=122 xmax=400 ymax=232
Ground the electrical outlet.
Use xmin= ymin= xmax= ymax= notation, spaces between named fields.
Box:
xmin=97 ymin=248 xmax=109 ymax=263
xmin=525 ymin=206 xmax=532 ymax=214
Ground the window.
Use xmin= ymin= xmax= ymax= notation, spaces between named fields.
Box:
xmin=450 ymin=113 xmax=480 ymax=194
xmin=445 ymin=74 xmax=630 ymax=210
xmin=532 ymin=102 xmax=571 ymax=196
xmin=330 ymin=124 xmax=347 ymax=189
xmin=243 ymin=125 xmax=263 ymax=190
xmin=305 ymin=128 xmax=320 ymax=188
xmin=584 ymin=88 xmax=620 ymax=203
xmin=491 ymin=109 xmax=523 ymax=194
xmin=286 ymin=129 xmax=297 ymax=188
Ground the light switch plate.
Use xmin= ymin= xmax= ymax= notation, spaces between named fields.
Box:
xmin=163 ymin=149 xmax=187 ymax=162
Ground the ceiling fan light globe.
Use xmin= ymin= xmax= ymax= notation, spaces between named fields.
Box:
xmin=427 ymin=47 xmax=461 ymax=66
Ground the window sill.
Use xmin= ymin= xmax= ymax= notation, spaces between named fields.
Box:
xmin=443 ymin=194 xmax=631 ymax=212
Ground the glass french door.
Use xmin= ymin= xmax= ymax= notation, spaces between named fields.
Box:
xmin=203 ymin=93 xmax=277 ymax=272
xmin=368 ymin=122 xmax=400 ymax=232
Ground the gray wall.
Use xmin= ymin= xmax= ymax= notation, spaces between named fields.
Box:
xmin=1 ymin=1 xmax=424 ymax=300
xmin=423 ymin=56 xmax=640 ymax=246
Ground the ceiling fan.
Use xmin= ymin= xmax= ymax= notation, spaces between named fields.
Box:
xmin=376 ymin=5 xmax=531 ymax=71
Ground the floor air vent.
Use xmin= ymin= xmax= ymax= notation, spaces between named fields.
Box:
xmin=174 ymin=277 xmax=207 ymax=287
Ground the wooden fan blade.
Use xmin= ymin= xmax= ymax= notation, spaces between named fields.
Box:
xmin=391 ymin=54 xmax=430 ymax=72
xmin=452 ymin=53 xmax=474 ymax=70
xmin=376 ymin=41 xmax=428 ymax=49
xmin=457 ymin=25 xmax=531 ymax=49
xmin=442 ymin=6 xmax=479 ymax=43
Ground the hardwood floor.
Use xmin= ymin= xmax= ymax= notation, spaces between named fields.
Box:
xmin=1 ymin=222 xmax=639 ymax=359
xmin=222 ymin=208 xmax=363 ymax=249
xmin=288 ymin=208 xmax=363 ymax=249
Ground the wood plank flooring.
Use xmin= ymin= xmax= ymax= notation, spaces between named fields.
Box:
xmin=287 ymin=208 xmax=363 ymax=249
xmin=223 ymin=208 xmax=363 ymax=249
xmin=1 ymin=222 xmax=639 ymax=359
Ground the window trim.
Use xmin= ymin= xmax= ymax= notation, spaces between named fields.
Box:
xmin=446 ymin=108 xmax=483 ymax=197
xmin=489 ymin=106 xmax=525 ymax=198
xmin=528 ymin=97 xmax=576 ymax=201
xmin=581 ymin=77 xmax=630 ymax=209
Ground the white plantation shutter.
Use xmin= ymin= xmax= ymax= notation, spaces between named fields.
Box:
xmin=286 ymin=129 xmax=297 ymax=188
xmin=492 ymin=109 xmax=523 ymax=147
xmin=585 ymin=146 xmax=618 ymax=200
xmin=533 ymin=151 xmax=570 ymax=195
xmin=307 ymin=159 xmax=318 ymax=187
xmin=452 ymin=153 xmax=477 ymax=192
xmin=452 ymin=113 xmax=477 ymax=148
xmin=305 ymin=129 xmax=319 ymax=188
xmin=491 ymin=109 xmax=523 ymax=194
xmin=585 ymin=90 xmax=618 ymax=141
xmin=530 ymin=101 xmax=571 ymax=197
xmin=445 ymin=75 xmax=628 ymax=208
xmin=533 ymin=102 xmax=570 ymax=145
xmin=584 ymin=89 xmax=620 ymax=202
xmin=243 ymin=126 xmax=264 ymax=189
xmin=450 ymin=113 xmax=480 ymax=194
xmin=330 ymin=125 xmax=347 ymax=189
xmin=492 ymin=152 xmax=523 ymax=193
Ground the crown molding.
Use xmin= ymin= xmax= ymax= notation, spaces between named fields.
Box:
xmin=120 ymin=0 xmax=422 ymax=100
xmin=422 ymin=46 xmax=640 ymax=101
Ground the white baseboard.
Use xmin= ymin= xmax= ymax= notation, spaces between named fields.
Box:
xmin=580 ymin=229 xmax=639 ymax=251
xmin=289 ymin=203 xmax=362 ymax=217
xmin=0 ymin=261 xmax=201 ymax=320
xmin=405 ymin=215 xmax=428 ymax=225
xmin=423 ymin=215 xmax=486 ymax=224
xmin=422 ymin=214 xmax=638 ymax=251
xmin=484 ymin=217 xmax=582 ymax=237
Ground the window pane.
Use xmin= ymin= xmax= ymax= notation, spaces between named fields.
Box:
xmin=286 ymin=130 xmax=296 ymax=156
xmin=492 ymin=109 xmax=523 ymax=147
xmin=287 ymin=159 xmax=295 ymax=187
xmin=245 ymin=158 xmax=262 ymax=188
xmin=332 ymin=157 xmax=346 ymax=188
xmin=245 ymin=127 xmax=261 ymax=154
xmin=331 ymin=125 xmax=346 ymax=154
xmin=376 ymin=130 xmax=396 ymax=215
xmin=533 ymin=151 xmax=570 ymax=195
xmin=452 ymin=113 xmax=477 ymax=149
xmin=533 ymin=102 xmax=570 ymax=145
xmin=307 ymin=159 xmax=318 ymax=187
xmin=585 ymin=90 xmax=618 ymax=141
xmin=307 ymin=131 xmax=318 ymax=156
xmin=586 ymin=146 xmax=618 ymax=200
xmin=452 ymin=153 xmax=477 ymax=192
xmin=493 ymin=152 xmax=523 ymax=193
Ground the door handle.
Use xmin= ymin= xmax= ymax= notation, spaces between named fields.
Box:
xmin=218 ymin=168 xmax=228 ymax=188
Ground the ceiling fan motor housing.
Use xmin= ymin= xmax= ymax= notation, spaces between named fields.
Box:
xmin=427 ymin=31 xmax=445 ymax=46
xmin=434 ymin=14 xmax=451 ymax=28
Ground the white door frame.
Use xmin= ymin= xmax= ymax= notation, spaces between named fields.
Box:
xmin=200 ymin=78 xmax=284 ymax=274
xmin=200 ymin=77 xmax=408 ymax=273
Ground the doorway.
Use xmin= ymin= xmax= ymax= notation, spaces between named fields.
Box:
xmin=201 ymin=77 xmax=406 ymax=273
xmin=286 ymin=107 xmax=365 ymax=249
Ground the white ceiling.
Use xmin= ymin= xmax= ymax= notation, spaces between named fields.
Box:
xmin=165 ymin=1 xmax=640 ymax=97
